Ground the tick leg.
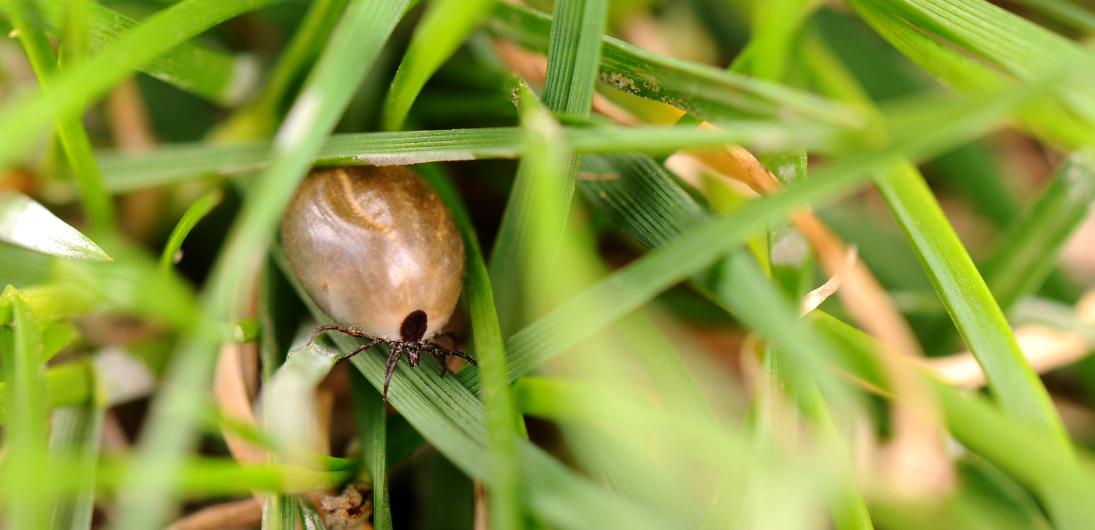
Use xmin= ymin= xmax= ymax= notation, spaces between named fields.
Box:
xmin=341 ymin=338 xmax=385 ymax=361
xmin=308 ymin=324 xmax=375 ymax=345
xmin=425 ymin=343 xmax=477 ymax=377
xmin=383 ymin=343 xmax=404 ymax=401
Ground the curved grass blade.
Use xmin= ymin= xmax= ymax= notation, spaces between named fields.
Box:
xmin=383 ymin=0 xmax=496 ymax=130
xmin=0 ymin=192 xmax=110 ymax=261
xmin=159 ymin=189 xmax=223 ymax=270
xmin=110 ymin=2 xmax=410 ymax=528
xmin=0 ymin=0 xmax=283 ymax=170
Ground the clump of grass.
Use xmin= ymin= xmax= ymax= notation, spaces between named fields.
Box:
xmin=2 ymin=1 xmax=1095 ymax=529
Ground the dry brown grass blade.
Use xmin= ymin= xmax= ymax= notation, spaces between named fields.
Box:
xmin=165 ymin=498 xmax=261 ymax=530
xmin=213 ymin=342 xmax=267 ymax=464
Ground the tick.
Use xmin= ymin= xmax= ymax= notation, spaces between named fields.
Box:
xmin=281 ymin=165 xmax=475 ymax=399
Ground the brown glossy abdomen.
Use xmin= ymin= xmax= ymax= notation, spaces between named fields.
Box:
xmin=280 ymin=166 xmax=465 ymax=341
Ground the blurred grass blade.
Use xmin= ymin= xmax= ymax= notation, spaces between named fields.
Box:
xmin=216 ymin=0 xmax=349 ymax=139
xmin=982 ymin=151 xmax=1095 ymax=310
xmin=847 ymin=0 xmax=1095 ymax=149
xmin=489 ymin=2 xmax=864 ymax=127
xmin=111 ymin=2 xmax=410 ymax=528
xmin=350 ymin=374 xmax=391 ymax=530
xmin=0 ymin=192 xmax=111 ymax=261
xmin=47 ymin=404 xmax=104 ymax=530
xmin=878 ymin=0 xmax=1095 ymax=124
xmin=489 ymin=84 xmax=571 ymax=333
xmin=3 ymin=0 xmax=259 ymax=105
xmin=99 ymin=123 xmax=839 ymax=192
xmin=0 ymin=288 xmax=49 ymax=530
xmin=813 ymin=313 xmax=1095 ymax=529
xmin=1012 ymin=0 xmax=1095 ymax=31
xmin=264 ymin=341 xmax=340 ymax=463
xmin=7 ymin=3 xmax=115 ymax=232
xmin=541 ymin=0 xmax=606 ymax=118
xmin=0 ymin=0 xmax=282 ymax=169
xmin=159 ymin=189 xmax=223 ymax=269
xmin=383 ymin=0 xmax=496 ymax=130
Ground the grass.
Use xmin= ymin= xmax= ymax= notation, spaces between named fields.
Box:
xmin=2 ymin=1 xmax=1095 ymax=529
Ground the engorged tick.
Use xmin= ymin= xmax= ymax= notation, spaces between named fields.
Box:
xmin=281 ymin=165 xmax=475 ymax=399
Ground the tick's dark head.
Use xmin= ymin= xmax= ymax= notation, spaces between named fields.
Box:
xmin=400 ymin=310 xmax=428 ymax=342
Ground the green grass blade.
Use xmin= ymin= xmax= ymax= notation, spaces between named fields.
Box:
xmin=110 ymin=2 xmax=410 ymax=528
xmin=0 ymin=288 xmax=49 ymax=530
xmin=159 ymin=189 xmax=223 ymax=270
xmin=7 ymin=2 xmax=115 ymax=232
xmin=98 ymin=121 xmax=840 ymax=193
xmin=876 ymin=162 xmax=1066 ymax=440
xmin=489 ymin=2 xmax=863 ymax=127
xmin=8 ymin=0 xmax=260 ymax=105
xmin=541 ymin=0 xmax=606 ymax=118
xmin=350 ymin=374 xmax=392 ymax=530
xmin=0 ymin=0 xmax=282 ymax=170
xmin=0 ymin=193 xmax=111 ymax=261
xmin=982 ymin=151 xmax=1095 ymax=310
xmin=383 ymin=0 xmax=496 ymax=130
xmin=877 ymin=0 xmax=1095 ymax=124
xmin=47 ymin=404 xmax=104 ymax=530
xmin=1011 ymin=0 xmax=1095 ymax=31
xmin=847 ymin=0 xmax=1095 ymax=148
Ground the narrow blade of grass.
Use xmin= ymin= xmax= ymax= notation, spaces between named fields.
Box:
xmin=981 ymin=151 xmax=1095 ymax=310
xmin=383 ymin=0 xmax=496 ymax=130
xmin=541 ymin=0 xmax=606 ymax=118
xmin=0 ymin=288 xmax=49 ymax=530
xmin=7 ymin=2 xmax=115 ymax=232
xmin=110 ymin=2 xmax=410 ymax=528
xmin=350 ymin=374 xmax=391 ymax=530
xmin=47 ymin=404 xmax=104 ymax=530
xmin=99 ymin=122 xmax=840 ymax=192
xmin=159 ymin=189 xmax=223 ymax=270
xmin=0 ymin=192 xmax=111 ymax=261
xmin=0 ymin=0 xmax=283 ymax=169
